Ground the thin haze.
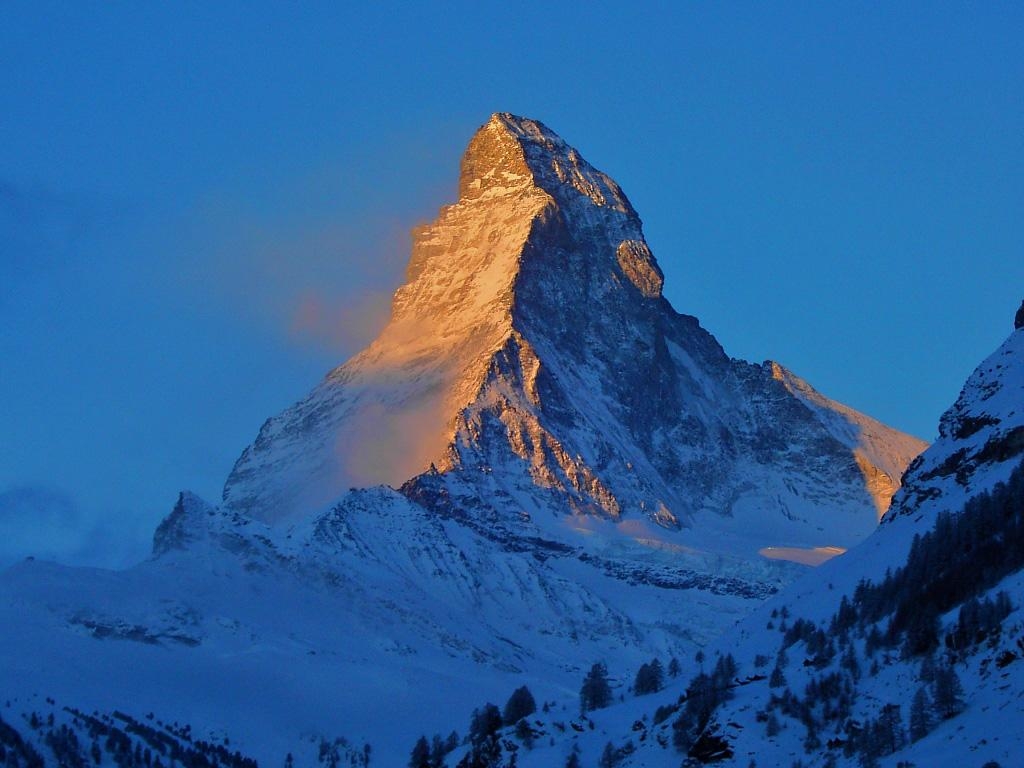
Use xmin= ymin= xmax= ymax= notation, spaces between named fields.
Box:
xmin=2 ymin=3 xmax=1021 ymax=567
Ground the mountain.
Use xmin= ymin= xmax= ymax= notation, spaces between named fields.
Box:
xmin=505 ymin=304 xmax=1023 ymax=767
xmin=225 ymin=113 xmax=922 ymax=558
xmin=0 ymin=114 xmax=926 ymax=767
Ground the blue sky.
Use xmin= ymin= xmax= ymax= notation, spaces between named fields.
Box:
xmin=2 ymin=2 xmax=1022 ymax=566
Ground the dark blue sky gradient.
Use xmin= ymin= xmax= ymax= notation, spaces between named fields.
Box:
xmin=2 ymin=3 xmax=1022 ymax=565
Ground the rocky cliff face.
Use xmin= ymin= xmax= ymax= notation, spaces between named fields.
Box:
xmin=224 ymin=113 xmax=923 ymax=565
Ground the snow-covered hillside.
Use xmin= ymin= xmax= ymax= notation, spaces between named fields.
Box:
xmin=0 ymin=476 xmax=783 ymax=767
xmin=1 ymin=114 xmax=930 ymax=767
xmin=500 ymin=304 xmax=1023 ymax=768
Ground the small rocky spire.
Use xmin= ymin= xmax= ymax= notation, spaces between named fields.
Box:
xmin=1015 ymin=299 xmax=1024 ymax=330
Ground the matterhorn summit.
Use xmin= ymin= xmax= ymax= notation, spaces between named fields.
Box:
xmin=224 ymin=113 xmax=924 ymax=563
xmin=223 ymin=113 xmax=656 ymax=520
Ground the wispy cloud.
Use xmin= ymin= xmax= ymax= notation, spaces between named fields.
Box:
xmin=157 ymin=125 xmax=460 ymax=363
xmin=168 ymin=194 xmax=421 ymax=361
xmin=288 ymin=288 xmax=393 ymax=355
xmin=334 ymin=391 xmax=452 ymax=489
xmin=0 ymin=485 xmax=151 ymax=570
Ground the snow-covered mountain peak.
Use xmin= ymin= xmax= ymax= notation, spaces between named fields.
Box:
xmin=221 ymin=114 xmax=672 ymax=520
xmin=223 ymin=113 xmax=922 ymax=559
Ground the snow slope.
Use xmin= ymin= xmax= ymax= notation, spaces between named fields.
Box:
xmin=0 ymin=485 xmax=769 ymax=767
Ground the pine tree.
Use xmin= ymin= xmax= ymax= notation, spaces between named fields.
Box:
xmin=668 ymin=657 xmax=682 ymax=678
xmin=909 ymin=687 xmax=933 ymax=742
xmin=598 ymin=742 xmax=618 ymax=768
xmin=765 ymin=712 xmax=781 ymax=737
xmin=409 ymin=736 xmax=431 ymax=768
xmin=776 ymin=647 xmax=789 ymax=669
xmin=633 ymin=658 xmax=664 ymax=695
xmin=932 ymin=665 xmax=965 ymax=719
xmin=769 ymin=665 xmax=786 ymax=688
xmin=803 ymin=723 xmax=821 ymax=753
xmin=685 ymin=672 xmax=716 ymax=724
xmin=633 ymin=663 xmax=649 ymax=695
xmin=649 ymin=658 xmax=664 ymax=691
xmin=502 ymin=686 xmax=536 ymax=726
xmin=857 ymin=718 xmax=884 ymax=767
xmin=429 ymin=734 xmax=448 ymax=768
xmin=865 ymin=626 xmax=883 ymax=657
xmin=902 ymin=610 xmax=940 ymax=657
xmin=444 ymin=732 xmax=459 ymax=753
xmin=580 ymin=663 xmax=612 ymax=712
xmin=461 ymin=705 xmax=502 ymax=768
xmin=713 ymin=653 xmax=738 ymax=692
xmin=469 ymin=705 xmax=502 ymax=743
xmin=841 ymin=646 xmax=861 ymax=680
xmin=876 ymin=703 xmax=905 ymax=754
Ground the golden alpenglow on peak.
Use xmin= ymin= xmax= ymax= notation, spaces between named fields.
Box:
xmin=223 ymin=113 xmax=924 ymax=548
xmin=458 ymin=113 xmax=636 ymax=214
xmin=457 ymin=114 xmax=535 ymax=200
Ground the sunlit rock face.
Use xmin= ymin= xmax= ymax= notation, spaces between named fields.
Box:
xmin=223 ymin=113 xmax=925 ymax=561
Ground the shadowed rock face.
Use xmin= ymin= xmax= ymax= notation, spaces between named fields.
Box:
xmin=222 ymin=113 xmax=925 ymax=554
